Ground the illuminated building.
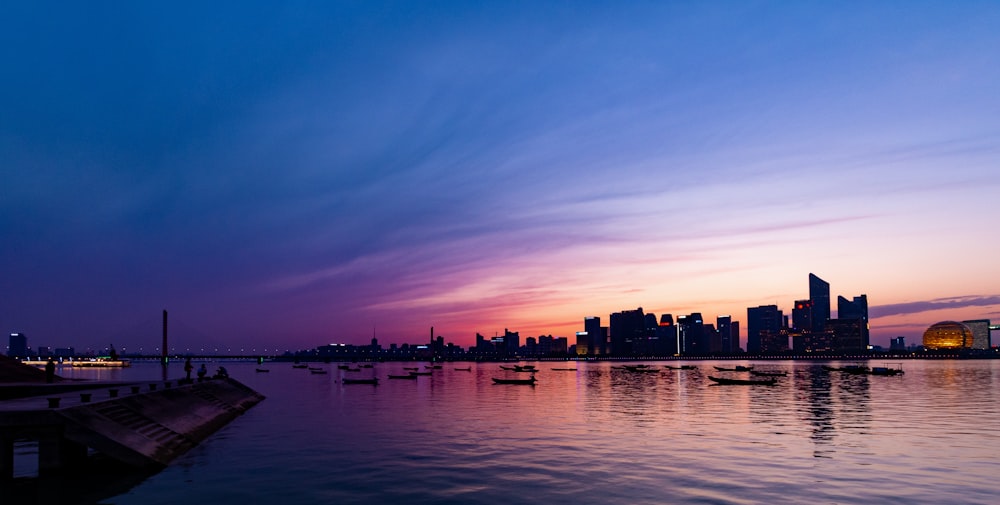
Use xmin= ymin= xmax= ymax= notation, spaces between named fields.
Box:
xmin=792 ymin=300 xmax=812 ymax=332
xmin=922 ymin=321 xmax=974 ymax=350
xmin=962 ymin=319 xmax=991 ymax=349
xmin=584 ymin=317 xmax=604 ymax=355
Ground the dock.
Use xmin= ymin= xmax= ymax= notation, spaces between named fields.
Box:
xmin=0 ymin=377 xmax=264 ymax=479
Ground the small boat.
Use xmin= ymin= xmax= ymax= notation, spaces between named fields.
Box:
xmin=551 ymin=368 xmax=577 ymax=371
xmin=361 ymin=364 xmax=374 ymax=368
xmin=500 ymin=365 xmax=536 ymax=372
xmin=388 ymin=374 xmax=418 ymax=380
xmin=454 ymin=367 xmax=472 ymax=371
xmin=492 ymin=376 xmax=537 ymax=385
xmin=408 ymin=371 xmax=432 ymax=376
xmin=665 ymin=365 xmax=697 ymax=370
xmin=624 ymin=365 xmax=658 ymax=373
xmin=344 ymin=367 xmax=362 ymax=372
xmin=708 ymin=376 xmax=775 ymax=386
xmin=337 ymin=365 xmax=351 ymax=370
xmin=868 ymin=365 xmax=904 ymax=376
xmin=310 ymin=369 xmax=328 ymax=375
xmin=292 ymin=364 xmax=308 ymax=369
xmin=714 ymin=365 xmax=754 ymax=372
xmin=343 ymin=378 xmax=379 ymax=385
xmin=308 ymin=366 xmax=324 ymax=371
xmin=255 ymin=368 xmax=270 ymax=373
xmin=425 ymin=365 xmax=443 ymax=369
xmin=750 ymin=370 xmax=787 ymax=377
xmin=403 ymin=367 xmax=420 ymax=371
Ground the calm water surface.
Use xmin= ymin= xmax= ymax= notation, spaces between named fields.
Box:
xmin=31 ymin=360 xmax=1000 ymax=504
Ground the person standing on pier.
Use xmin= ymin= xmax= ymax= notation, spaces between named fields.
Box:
xmin=45 ymin=358 xmax=56 ymax=383
xmin=184 ymin=357 xmax=193 ymax=381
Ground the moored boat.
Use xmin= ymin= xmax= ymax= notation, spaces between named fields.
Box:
xmin=750 ymin=370 xmax=787 ymax=377
xmin=492 ymin=376 xmax=537 ymax=385
xmin=387 ymin=374 xmax=418 ymax=380
xmin=343 ymin=377 xmax=379 ymax=385
xmin=708 ymin=376 xmax=775 ymax=386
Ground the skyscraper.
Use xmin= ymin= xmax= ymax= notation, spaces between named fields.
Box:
xmin=837 ymin=294 xmax=870 ymax=350
xmin=8 ymin=333 xmax=28 ymax=358
xmin=610 ymin=308 xmax=645 ymax=356
xmin=747 ymin=305 xmax=783 ymax=354
xmin=584 ymin=317 xmax=604 ymax=355
xmin=792 ymin=300 xmax=812 ymax=332
xmin=809 ymin=273 xmax=830 ymax=333
xmin=717 ymin=315 xmax=733 ymax=354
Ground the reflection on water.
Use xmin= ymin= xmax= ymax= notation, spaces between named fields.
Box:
xmin=9 ymin=360 xmax=1000 ymax=504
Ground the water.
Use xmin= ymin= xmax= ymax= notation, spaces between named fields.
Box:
xmin=19 ymin=360 xmax=1000 ymax=504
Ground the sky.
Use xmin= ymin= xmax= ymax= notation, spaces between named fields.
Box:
xmin=2 ymin=1 xmax=999 ymax=354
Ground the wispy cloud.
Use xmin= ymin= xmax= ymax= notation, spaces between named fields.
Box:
xmin=871 ymin=295 xmax=1000 ymax=318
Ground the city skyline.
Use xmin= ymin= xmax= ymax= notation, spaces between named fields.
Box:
xmin=3 ymin=3 xmax=1000 ymax=352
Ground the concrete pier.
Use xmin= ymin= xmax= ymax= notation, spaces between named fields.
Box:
xmin=0 ymin=378 xmax=264 ymax=478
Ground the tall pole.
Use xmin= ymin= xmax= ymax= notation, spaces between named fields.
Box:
xmin=161 ymin=310 xmax=168 ymax=366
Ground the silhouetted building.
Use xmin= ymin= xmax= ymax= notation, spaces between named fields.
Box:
xmin=837 ymin=294 xmax=870 ymax=350
xmin=655 ymin=314 xmax=677 ymax=355
xmin=677 ymin=313 xmax=706 ymax=355
xmin=826 ymin=318 xmax=866 ymax=353
xmin=792 ymin=300 xmax=812 ymax=332
xmin=747 ymin=305 xmax=783 ymax=354
xmin=890 ymin=336 xmax=906 ymax=351
xmin=717 ymin=315 xmax=734 ymax=354
xmin=809 ymin=273 xmax=830 ymax=333
xmin=575 ymin=332 xmax=589 ymax=356
xmin=584 ymin=317 xmax=605 ymax=355
xmin=610 ymin=308 xmax=645 ymax=355
xmin=8 ymin=333 xmax=28 ymax=358
xmin=962 ymin=319 xmax=991 ymax=349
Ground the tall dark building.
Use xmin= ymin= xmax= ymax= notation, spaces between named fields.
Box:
xmin=792 ymin=300 xmax=812 ymax=332
xmin=717 ymin=316 xmax=733 ymax=354
xmin=8 ymin=333 xmax=28 ymax=358
xmin=747 ymin=305 xmax=784 ymax=354
xmin=809 ymin=273 xmax=830 ymax=332
xmin=837 ymin=294 xmax=870 ymax=350
xmin=655 ymin=314 xmax=677 ymax=356
xmin=677 ymin=313 xmax=706 ymax=355
xmin=584 ymin=317 xmax=604 ymax=355
xmin=610 ymin=308 xmax=645 ymax=356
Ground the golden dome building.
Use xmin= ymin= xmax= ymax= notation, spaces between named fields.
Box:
xmin=922 ymin=321 xmax=974 ymax=350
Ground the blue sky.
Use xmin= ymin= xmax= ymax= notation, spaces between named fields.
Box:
xmin=3 ymin=1 xmax=999 ymax=353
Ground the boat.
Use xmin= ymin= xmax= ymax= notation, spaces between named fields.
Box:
xmin=337 ymin=365 xmax=351 ymax=370
xmin=708 ymin=376 xmax=776 ymax=386
xmin=408 ymin=371 xmax=432 ymax=376
xmin=387 ymin=374 xmax=418 ymax=380
xmin=361 ymin=364 xmax=374 ymax=368
xmin=292 ymin=364 xmax=308 ymax=369
xmin=551 ymin=368 xmax=577 ymax=371
xmin=714 ymin=365 xmax=754 ymax=372
xmin=823 ymin=364 xmax=869 ymax=373
xmin=425 ymin=365 xmax=443 ymax=369
xmin=402 ymin=367 xmax=419 ymax=371
xmin=255 ymin=368 xmax=270 ymax=373
xmin=750 ymin=370 xmax=787 ymax=377
xmin=343 ymin=378 xmax=379 ymax=385
xmin=665 ymin=365 xmax=697 ymax=370
xmin=624 ymin=365 xmax=658 ymax=373
xmin=500 ymin=365 xmax=536 ymax=372
xmin=868 ymin=364 xmax=904 ymax=376
xmin=492 ymin=376 xmax=537 ymax=385
xmin=344 ymin=367 xmax=362 ymax=372
xmin=454 ymin=367 xmax=472 ymax=371
xmin=310 ymin=369 xmax=328 ymax=375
